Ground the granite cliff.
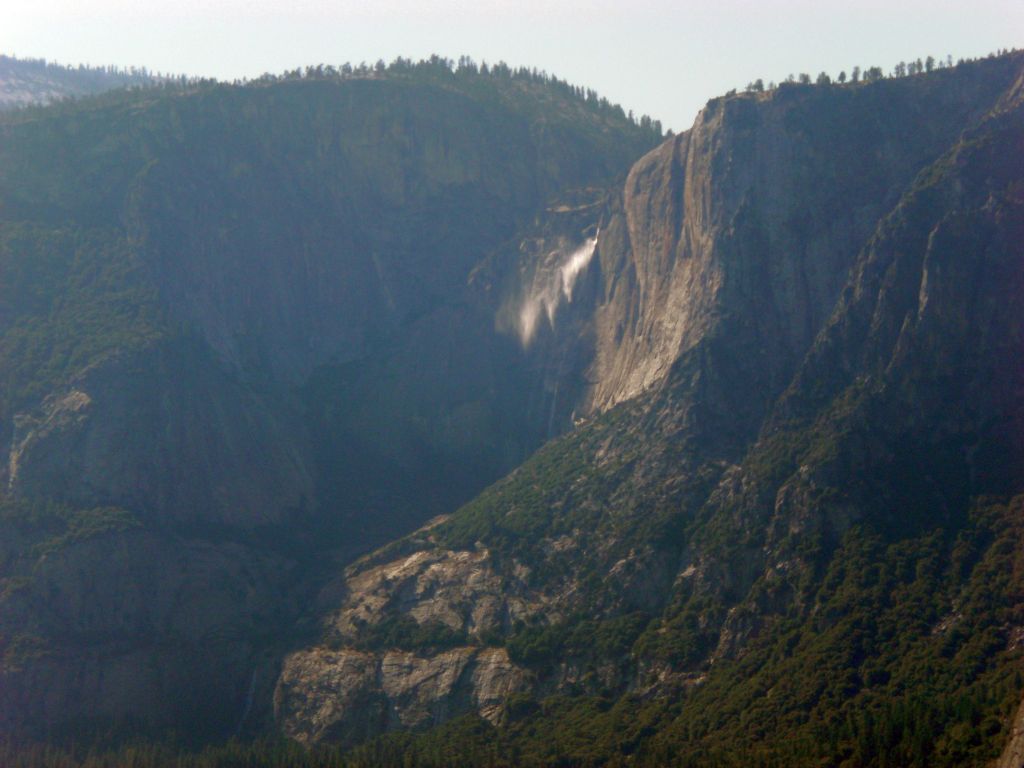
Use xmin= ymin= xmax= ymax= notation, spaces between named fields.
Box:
xmin=274 ymin=53 xmax=1024 ymax=767
xmin=1 ymin=51 xmax=1023 ymax=768
xmin=0 ymin=62 xmax=658 ymax=740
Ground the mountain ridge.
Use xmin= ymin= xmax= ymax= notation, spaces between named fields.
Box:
xmin=0 ymin=66 xmax=660 ymax=741
xmin=272 ymin=51 xmax=1024 ymax=766
xmin=0 ymin=50 xmax=1022 ymax=767
xmin=0 ymin=55 xmax=169 ymax=111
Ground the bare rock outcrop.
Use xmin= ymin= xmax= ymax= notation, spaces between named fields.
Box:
xmin=275 ymin=646 xmax=528 ymax=746
xmin=584 ymin=69 xmax=1016 ymax=430
xmin=326 ymin=547 xmax=536 ymax=643
xmin=274 ymin=57 xmax=1024 ymax=749
xmin=996 ymin=697 xmax=1024 ymax=768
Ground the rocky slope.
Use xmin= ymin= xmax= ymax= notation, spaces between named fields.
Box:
xmin=0 ymin=64 xmax=659 ymax=740
xmin=2 ymin=50 xmax=1022 ymax=766
xmin=997 ymin=698 xmax=1024 ymax=768
xmin=274 ymin=53 xmax=1024 ymax=767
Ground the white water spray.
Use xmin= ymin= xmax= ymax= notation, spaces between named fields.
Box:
xmin=514 ymin=233 xmax=598 ymax=347
xmin=559 ymin=237 xmax=597 ymax=301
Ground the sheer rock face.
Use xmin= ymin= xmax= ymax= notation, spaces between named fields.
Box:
xmin=0 ymin=527 xmax=297 ymax=737
xmin=0 ymin=76 xmax=654 ymax=740
xmin=6 ymin=341 xmax=313 ymax=528
xmin=585 ymin=69 xmax=1016 ymax=427
xmin=0 ymin=70 xmax=652 ymax=474
xmin=275 ymin=58 xmax=1024 ymax=747
xmin=3 ymin=55 xmax=1024 ymax=750
xmin=0 ymin=76 xmax=652 ymax=541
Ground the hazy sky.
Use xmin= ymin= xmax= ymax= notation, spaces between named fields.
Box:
xmin=6 ymin=0 xmax=1022 ymax=130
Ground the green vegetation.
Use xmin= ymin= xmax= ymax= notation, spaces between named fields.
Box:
xmin=348 ymin=615 xmax=468 ymax=652
xmin=436 ymin=416 xmax=624 ymax=555
xmin=1 ymin=53 xmax=663 ymax=149
xmin=0 ymin=500 xmax=141 ymax=677
xmin=744 ymin=47 xmax=1019 ymax=93
xmin=0 ymin=49 xmax=661 ymax=548
xmin=435 ymin=398 xmax=680 ymax=563
xmin=0 ymin=54 xmax=176 ymax=112
xmin=1 ymin=633 xmax=51 ymax=670
xmin=627 ymin=497 xmax=1024 ymax=768
xmin=0 ymin=498 xmax=141 ymax=566
xmin=10 ymin=510 xmax=1020 ymax=766
xmin=351 ymin=497 xmax=1022 ymax=767
xmin=0 ymin=224 xmax=164 ymax=422
xmin=341 ymin=94 xmax=1024 ymax=761
xmin=0 ymin=44 xmax=1021 ymax=768
xmin=506 ymin=611 xmax=650 ymax=668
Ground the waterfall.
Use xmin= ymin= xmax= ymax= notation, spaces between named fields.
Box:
xmin=234 ymin=668 xmax=258 ymax=736
xmin=515 ymin=233 xmax=598 ymax=348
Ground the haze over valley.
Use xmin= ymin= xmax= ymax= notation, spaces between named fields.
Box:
xmin=1 ymin=6 xmax=1023 ymax=766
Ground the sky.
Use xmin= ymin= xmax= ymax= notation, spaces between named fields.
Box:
xmin=5 ymin=0 xmax=1023 ymax=131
